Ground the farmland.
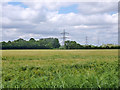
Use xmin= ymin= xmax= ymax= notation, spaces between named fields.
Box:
xmin=1 ymin=49 xmax=119 ymax=88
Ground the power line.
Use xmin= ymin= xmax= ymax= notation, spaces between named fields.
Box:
xmin=61 ymin=29 xmax=69 ymax=46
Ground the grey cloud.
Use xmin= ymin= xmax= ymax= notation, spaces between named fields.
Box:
xmin=1 ymin=2 xmax=118 ymax=45
xmin=78 ymin=2 xmax=118 ymax=15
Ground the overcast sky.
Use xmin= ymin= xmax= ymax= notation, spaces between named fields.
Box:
xmin=1 ymin=0 xmax=118 ymax=45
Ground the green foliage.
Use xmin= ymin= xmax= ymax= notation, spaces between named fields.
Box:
xmin=1 ymin=38 xmax=119 ymax=50
xmin=2 ymin=38 xmax=60 ymax=49
xmin=65 ymin=40 xmax=119 ymax=49
xmin=1 ymin=38 xmax=120 ymax=49
xmin=65 ymin=40 xmax=83 ymax=49
xmin=2 ymin=50 xmax=119 ymax=88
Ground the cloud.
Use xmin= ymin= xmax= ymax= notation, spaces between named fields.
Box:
xmin=1 ymin=1 xmax=118 ymax=45
xmin=77 ymin=2 xmax=118 ymax=15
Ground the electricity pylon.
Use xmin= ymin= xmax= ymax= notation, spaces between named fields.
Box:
xmin=61 ymin=29 xmax=69 ymax=46
xmin=85 ymin=36 xmax=88 ymax=45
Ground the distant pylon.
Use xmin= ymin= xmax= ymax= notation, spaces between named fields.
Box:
xmin=85 ymin=36 xmax=88 ymax=45
xmin=97 ymin=38 xmax=100 ymax=46
xmin=61 ymin=29 xmax=69 ymax=46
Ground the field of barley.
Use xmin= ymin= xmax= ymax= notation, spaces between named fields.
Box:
xmin=1 ymin=49 xmax=119 ymax=88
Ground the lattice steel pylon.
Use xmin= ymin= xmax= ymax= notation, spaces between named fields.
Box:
xmin=85 ymin=36 xmax=88 ymax=45
xmin=61 ymin=29 xmax=69 ymax=46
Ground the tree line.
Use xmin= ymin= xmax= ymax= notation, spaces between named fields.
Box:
xmin=1 ymin=38 xmax=60 ymax=49
xmin=64 ymin=40 xmax=119 ymax=49
xmin=0 ymin=38 xmax=119 ymax=49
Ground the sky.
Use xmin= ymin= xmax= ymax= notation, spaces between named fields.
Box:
xmin=0 ymin=0 xmax=118 ymax=45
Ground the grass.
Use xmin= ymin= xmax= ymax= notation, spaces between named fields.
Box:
xmin=1 ymin=49 xmax=119 ymax=88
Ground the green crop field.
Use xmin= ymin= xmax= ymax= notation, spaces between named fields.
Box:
xmin=1 ymin=49 xmax=119 ymax=88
